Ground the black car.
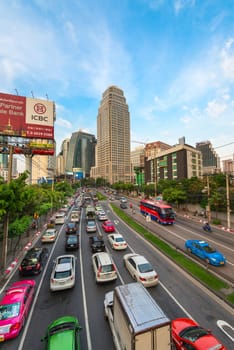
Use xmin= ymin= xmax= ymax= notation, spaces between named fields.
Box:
xmin=65 ymin=235 xmax=79 ymax=251
xmin=66 ymin=222 xmax=78 ymax=234
xmin=89 ymin=236 xmax=105 ymax=253
xmin=19 ymin=247 xmax=48 ymax=276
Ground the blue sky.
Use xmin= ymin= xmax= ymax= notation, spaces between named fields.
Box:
xmin=1 ymin=0 xmax=234 ymax=161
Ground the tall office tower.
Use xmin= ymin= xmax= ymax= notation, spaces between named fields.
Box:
xmin=56 ymin=138 xmax=70 ymax=176
xmin=91 ymin=86 xmax=131 ymax=184
xmin=196 ymin=141 xmax=221 ymax=174
xmin=66 ymin=130 xmax=96 ymax=177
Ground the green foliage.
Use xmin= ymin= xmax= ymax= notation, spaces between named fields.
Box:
xmin=162 ymin=188 xmax=187 ymax=206
xmin=8 ymin=216 xmax=32 ymax=238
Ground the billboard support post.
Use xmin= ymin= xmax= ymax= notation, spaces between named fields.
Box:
xmin=1 ymin=145 xmax=13 ymax=271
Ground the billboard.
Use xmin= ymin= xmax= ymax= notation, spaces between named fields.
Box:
xmin=0 ymin=92 xmax=54 ymax=140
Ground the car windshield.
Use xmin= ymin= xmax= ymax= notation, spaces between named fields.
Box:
xmin=138 ymin=262 xmax=154 ymax=273
xmin=101 ymin=264 xmax=114 ymax=273
xmin=115 ymin=237 xmax=124 ymax=242
xmin=180 ymin=326 xmax=209 ymax=342
xmin=22 ymin=258 xmax=38 ymax=266
xmin=203 ymin=245 xmax=216 ymax=253
xmin=54 ymin=270 xmax=71 ymax=279
xmin=67 ymin=237 xmax=77 ymax=243
xmin=49 ymin=322 xmax=75 ymax=335
xmin=0 ymin=302 xmax=21 ymax=320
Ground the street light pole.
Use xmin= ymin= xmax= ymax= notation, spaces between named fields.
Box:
xmin=226 ymin=174 xmax=231 ymax=229
xmin=207 ymin=176 xmax=211 ymax=223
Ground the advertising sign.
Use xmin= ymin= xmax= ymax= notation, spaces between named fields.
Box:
xmin=0 ymin=92 xmax=54 ymax=140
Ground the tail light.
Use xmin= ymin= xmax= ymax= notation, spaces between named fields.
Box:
xmin=36 ymin=263 xmax=40 ymax=270
xmin=140 ymin=276 xmax=147 ymax=282
xmin=113 ymin=264 xmax=117 ymax=272
xmin=10 ymin=322 xmax=21 ymax=332
xmin=97 ymin=267 xmax=101 ymax=277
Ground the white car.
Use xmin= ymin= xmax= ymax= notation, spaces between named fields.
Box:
xmin=123 ymin=253 xmax=158 ymax=287
xmin=108 ymin=233 xmax=127 ymax=250
xmin=41 ymin=228 xmax=58 ymax=243
xmin=50 ymin=255 xmax=76 ymax=291
xmin=92 ymin=252 xmax=117 ymax=283
xmin=98 ymin=212 xmax=108 ymax=221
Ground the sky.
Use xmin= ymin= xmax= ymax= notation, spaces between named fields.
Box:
xmin=1 ymin=0 xmax=234 ymax=163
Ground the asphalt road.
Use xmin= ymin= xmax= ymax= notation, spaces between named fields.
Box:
xmin=0 ymin=200 xmax=233 ymax=349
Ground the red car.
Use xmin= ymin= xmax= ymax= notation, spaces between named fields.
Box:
xmin=172 ymin=318 xmax=227 ymax=350
xmin=102 ymin=220 xmax=115 ymax=233
xmin=0 ymin=279 xmax=36 ymax=342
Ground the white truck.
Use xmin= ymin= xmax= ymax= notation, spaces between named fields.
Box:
xmin=104 ymin=282 xmax=172 ymax=350
xmin=70 ymin=210 xmax=80 ymax=223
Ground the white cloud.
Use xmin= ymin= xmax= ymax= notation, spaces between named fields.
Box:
xmin=205 ymin=99 xmax=227 ymax=118
xmin=220 ymin=37 xmax=234 ymax=80
xmin=55 ymin=118 xmax=72 ymax=128
xmin=174 ymin=0 xmax=196 ymax=15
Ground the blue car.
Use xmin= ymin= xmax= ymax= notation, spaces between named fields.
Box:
xmin=185 ymin=240 xmax=226 ymax=266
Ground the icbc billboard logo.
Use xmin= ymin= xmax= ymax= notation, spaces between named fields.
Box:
xmin=34 ymin=103 xmax=47 ymax=114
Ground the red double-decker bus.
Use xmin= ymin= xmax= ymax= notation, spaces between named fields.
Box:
xmin=140 ymin=199 xmax=175 ymax=225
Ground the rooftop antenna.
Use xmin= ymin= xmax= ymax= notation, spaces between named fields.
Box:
xmin=31 ymin=91 xmax=34 ymax=98
xmin=14 ymin=89 xmax=19 ymax=96
xmin=46 ymin=93 xmax=49 ymax=100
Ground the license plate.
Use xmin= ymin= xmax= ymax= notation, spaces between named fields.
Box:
xmin=26 ymin=266 xmax=32 ymax=270
xmin=0 ymin=335 xmax=5 ymax=342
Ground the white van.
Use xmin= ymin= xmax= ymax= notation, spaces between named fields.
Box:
xmin=70 ymin=210 xmax=80 ymax=223
xmin=54 ymin=212 xmax=66 ymax=225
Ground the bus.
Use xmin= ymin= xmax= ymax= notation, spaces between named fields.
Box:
xmin=54 ymin=211 xmax=66 ymax=225
xmin=140 ymin=199 xmax=175 ymax=225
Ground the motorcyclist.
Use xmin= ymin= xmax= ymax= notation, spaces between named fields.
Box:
xmin=203 ymin=222 xmax=211 ymax=232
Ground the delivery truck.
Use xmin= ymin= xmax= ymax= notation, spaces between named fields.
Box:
xmin=104 ymin=282 xmax=172 ymax=350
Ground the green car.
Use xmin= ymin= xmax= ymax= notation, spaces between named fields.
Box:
xmin=41 ymin=316 xmax=81 ymax=350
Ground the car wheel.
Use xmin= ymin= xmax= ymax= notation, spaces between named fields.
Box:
xmin=205 ymin=258 xmax=210 ymax=264
xmin=187 ymin=247 xmax=192 ymax=253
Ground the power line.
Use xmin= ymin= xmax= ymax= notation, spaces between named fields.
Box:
xmin=214 ymin=141 xmax=234 ymax=149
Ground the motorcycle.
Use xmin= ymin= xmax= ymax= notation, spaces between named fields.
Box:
xmin=203 ymin=224 xmax=212 ymax=233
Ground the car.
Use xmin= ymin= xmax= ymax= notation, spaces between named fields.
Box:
xmin=19 ymin=247 xmax=48 ymax=276
xmin=172 ymin=318 xmax=227 ymax=350
xmin=185 ymin=240 xmax=226 ymax=266
xmin=50 ymin=255 xmax=76 ymax=291
xmin=41 ymin=228 xmax=58 ymax=243
xmin=92 ymin=252 xmax=117 ymax=283
xmin=120 ymin=196 xmax=127 ymax=203
xmin=123 ymin=253 xmax=158 ymax=287
xmin=66 ymin=222 xmax=78 ymax=234
xmin=97 ymin=212 xmax=108 ymax=221
xmin=65 ymin=235 xmax=79 ymax=251
xmin=108 ymin=233 xmax=127 ymax=250
xmin=89 ymin=236 xmax=105 ymax=253
xmin=86 ymin=220 xmax=97 ymax=233
xmin=102 ymin=221 xmax=115 ymax=233
xmin=120 ymin=202 xmax=128 ymax=209
xmin=41 ymin=315 xmax=81 ymax=350
xmin=0 ymin=279 xmax=36 ymax=342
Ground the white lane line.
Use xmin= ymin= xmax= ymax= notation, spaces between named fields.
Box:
xmin=80 ymin=210 xmax=92 ymax=350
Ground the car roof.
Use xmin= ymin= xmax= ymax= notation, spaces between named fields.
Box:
xmin=93 ymin=252 xmax=113 ymax=264
xmin=55 ymin=263 xmax=72 ymax=272
xmin=110 ymin=233 xmax=123 ymax=238
xmin=2 ymin=281 xmax=34 ymax=304
xmin=127 ymin=254 xmax=148 ymax=264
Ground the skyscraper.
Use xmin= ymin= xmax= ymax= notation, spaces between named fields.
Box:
xmin=66 ymin=130 xmax=96 ymax=177
xmin=91 ymin=86 xmax=131 ymax=184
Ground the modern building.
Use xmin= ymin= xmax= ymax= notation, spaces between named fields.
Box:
xmin=145 ymin=137 xmax=202 ymax=184
xmin=196 ymin=141 xmax=221 ymax=174
xmin=25 ymin=153 xmax=56 ymax=185
xmin=56 ymin=138 xmax=70 ymax=176
xmin=222 ymin=158 xmax=234 ymax=175
xmin=91 ymin=86 xmax=131 ymax=184
xmin=66 ymin=130 xmax=96 ymax=178
xmin=131 ymin=146 xmax=145 ymax=185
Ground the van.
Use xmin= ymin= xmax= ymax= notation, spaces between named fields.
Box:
xmin=92 ymin=252 xmax=117 ymax=283
xmin=54 ymin=212 xmax=66 ymax=225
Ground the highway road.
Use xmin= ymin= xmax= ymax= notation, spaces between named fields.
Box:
xmin=0 ymin=199 xmax=233 ymax=349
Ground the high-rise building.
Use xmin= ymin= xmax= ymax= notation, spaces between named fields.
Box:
xmin=131 ymin=146 xmax=145 ymax=185
xmin=196 ymin=141 xmax=221 ymax=174
xmin=56 ymin=138 xmax=70 ymax=176
xmin=91 ymin=86 xmax=131 ymax=184
xmin=66 ymin=130 xmax=96 ymax=177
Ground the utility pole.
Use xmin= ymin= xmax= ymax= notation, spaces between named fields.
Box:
xmin=226 ymin=174 xmax=231 ymax=229
xmin=206 ymin=176 xmax=211 ymax=223
xmin=2 ymin=145 xmax=13 ymax=270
